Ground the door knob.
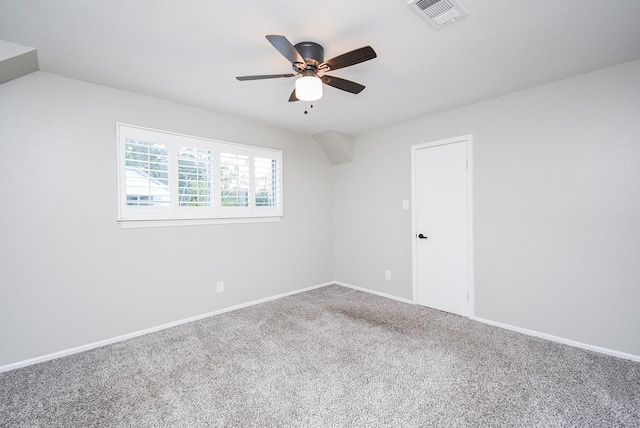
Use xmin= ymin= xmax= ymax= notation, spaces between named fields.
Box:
xmin=417 ymin=233 xmax=428 ymax=239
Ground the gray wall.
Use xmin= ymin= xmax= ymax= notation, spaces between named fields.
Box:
xmin=334 ymin=59 xmax=640 ymax=356
xmin=0 ymin=72 xmax=334 ymax=366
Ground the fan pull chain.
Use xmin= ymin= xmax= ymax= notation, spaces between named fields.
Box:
xmin=304 ymin=103 xmax=314 ymax=115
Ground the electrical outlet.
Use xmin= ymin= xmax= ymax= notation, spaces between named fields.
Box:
xmin=384 ymin=270 xmax=391 ymax=281
xmin=216 ymin=281 xmax=224 ymax=293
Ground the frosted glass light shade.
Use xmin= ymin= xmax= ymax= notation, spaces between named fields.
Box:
xmin=295 ymin=76 xmax=322 ymax=101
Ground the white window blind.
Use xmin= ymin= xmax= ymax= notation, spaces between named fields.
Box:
xmin=124 ymin=140 xmax=170 ymax=207
xmin=117 ymin=124 xmax=283 ymax=226
xmin=220 ymin=152 xmax=250 ymax=207
xmin=255 ymin=157 xmax=281 ymax=207
xmin=178 ymin=147 xmax=214 ymax=207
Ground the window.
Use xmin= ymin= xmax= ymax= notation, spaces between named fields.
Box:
xmin=220 ymin=152 xmax=250 ymax=207
xmin=178 ymin=147 xmax=214 ymax=207
xmin=255 ymin=157 xmax=281 ymax=207
xmin=124 ymin=140 xmax=170 ymax=207
xmin=117 ymin=124 xmax=282 ymax=226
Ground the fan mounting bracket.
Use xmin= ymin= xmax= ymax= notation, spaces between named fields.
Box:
xmin=292 ymin=41 xmax=324 ymax=72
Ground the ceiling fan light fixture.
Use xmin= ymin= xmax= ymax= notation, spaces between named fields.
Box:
xmin=236 ymin=35 xmax=376 ymax=103
xmin=295 ymin=74 xmax=322 ymax=101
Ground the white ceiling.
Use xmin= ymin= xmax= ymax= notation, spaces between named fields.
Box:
xmin=1 ymin=0 xmax=639 ymax=136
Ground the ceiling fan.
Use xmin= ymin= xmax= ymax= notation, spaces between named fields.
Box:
xmin=236 ymin=35 xmax=377 ymax=103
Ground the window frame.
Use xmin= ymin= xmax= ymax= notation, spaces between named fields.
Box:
xmin=116 ymin=123 xmax=283 ymax=228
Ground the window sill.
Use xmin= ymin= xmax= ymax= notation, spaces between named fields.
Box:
xmin=118 ymin=216 xmax=281 ymax=229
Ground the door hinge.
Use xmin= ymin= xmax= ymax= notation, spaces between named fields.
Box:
xmin=465 ymin=160 xmax=468 ymax=170
xmin=466 ymin=290 xmax=469 ymax=301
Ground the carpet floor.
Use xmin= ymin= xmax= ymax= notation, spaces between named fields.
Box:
xmin=1 ymin=285 xmax=639 ymax=427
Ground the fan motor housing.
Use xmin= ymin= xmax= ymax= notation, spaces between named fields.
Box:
xmin=294 ymin=41 xmax=324 ymax=68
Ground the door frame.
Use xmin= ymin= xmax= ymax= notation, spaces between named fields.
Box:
xmin=411 ymin=134 xmax=475 ymax=317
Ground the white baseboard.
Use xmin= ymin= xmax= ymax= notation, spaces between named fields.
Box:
xmin=334 ymin=281 xmax=414 ymax=304
xmin=0 ymin=281 xmax=333 ymax=373
xmin=471 ymin=315 xmax=640 ymax=362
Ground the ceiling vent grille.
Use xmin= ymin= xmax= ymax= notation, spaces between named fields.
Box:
xmin=407 ymin=0 xmax=468 ymax=30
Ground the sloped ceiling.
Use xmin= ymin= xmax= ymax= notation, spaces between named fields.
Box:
xmin=1 ymin=0 xmax=639 ymax=136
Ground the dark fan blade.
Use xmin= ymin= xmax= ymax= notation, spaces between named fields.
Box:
xmin=236 ymin=73 xmax=296 ymax=81
xmin=320 ymin=46 xmax=376 ymax=72
xmin=266 ymin=35 xmax=306 ymax=68
xmin=288 ymin=89 xmax=299 ymax=102
xmin=320 ymin=75 xmax=365 ymax=94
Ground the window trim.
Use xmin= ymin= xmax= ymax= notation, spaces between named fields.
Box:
xmin=116 ymin=123 xmax=283 ymax=227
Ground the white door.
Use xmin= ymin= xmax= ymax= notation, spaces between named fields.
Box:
xmin=413 ymin=137 xmax=471 ymax=317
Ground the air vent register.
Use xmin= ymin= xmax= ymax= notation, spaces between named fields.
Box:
xmin=407 ymin=0 xmax=468 ymax=30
